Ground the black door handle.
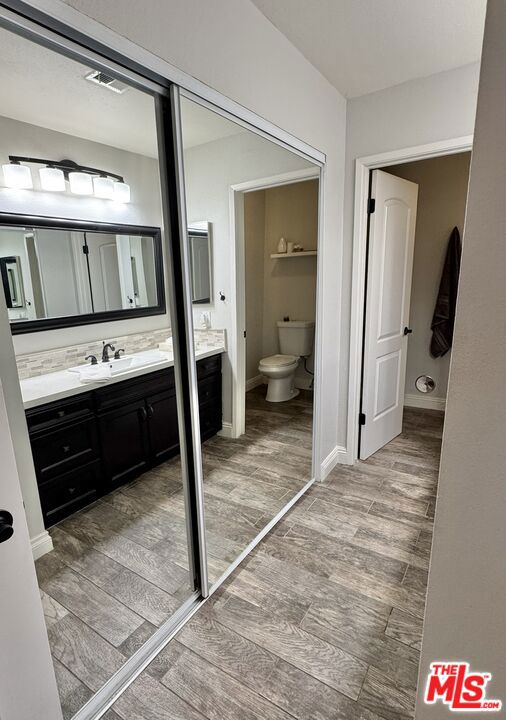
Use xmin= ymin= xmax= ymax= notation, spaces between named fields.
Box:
xmin=404 ymin=327 xmax=413 ymax=335
xmin=0 ymin=510 xmax=14 ymax=544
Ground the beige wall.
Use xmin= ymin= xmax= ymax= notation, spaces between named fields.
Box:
xmin=417 ymin=1 xmax=506 ymax=716
xmin=383 ymin=153 xmax=471 ymax=403
xmin=244 ymin=180 xmax=318 ymax=384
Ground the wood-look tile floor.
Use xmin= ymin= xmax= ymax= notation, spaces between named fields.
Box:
xmin=108 ymin=406 xmax=442 ymax=720
xmin=35 ymin=386 xmax=313 ymax=718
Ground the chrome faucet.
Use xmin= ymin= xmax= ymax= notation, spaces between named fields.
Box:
xmin=102 ymin=342 xmax=115 ymax=363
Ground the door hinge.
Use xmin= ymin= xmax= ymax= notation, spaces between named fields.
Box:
xmin=82 ymin=244 xmax=89 ymax=255
xmin=359 ymin=412 xmax=366 ymax=426
xmin=367 ymin=198 xmax=376 ymax=214
xmin=243 ymin=330 xmax=246 ymax=339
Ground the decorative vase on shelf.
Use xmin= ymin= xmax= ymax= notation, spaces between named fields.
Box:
xmin=277 ymin=236 xmax=287 ymax=253
xmin=287 ymin=241 xmax=294 ymax=253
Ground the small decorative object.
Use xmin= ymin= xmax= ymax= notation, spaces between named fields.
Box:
xmin=287 ymin=241 xmax=295 ymax=253
xmin=200 ymin=311 xmax=211 ymax=329
xmin=415 ymin=375 xmax=436 ymax=393
xmin=277 ymin=236 xmax=287 ymax=253
xmin=293 ymin=244 xmax=303 ymax=252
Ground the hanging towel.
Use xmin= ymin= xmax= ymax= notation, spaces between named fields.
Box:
xmin=430 ymin=226 xmax=462 ymax=357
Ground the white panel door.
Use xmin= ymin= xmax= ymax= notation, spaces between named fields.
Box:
xmin=0 ymin=375 xmax=62 ymax=719
xmin=360 ymin=169 xmax=418 ymax=460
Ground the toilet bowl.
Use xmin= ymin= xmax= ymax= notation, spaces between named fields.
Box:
xmin=258 ymin=354 xmax=300 ymax=402
xmin=259 ymin=320 xmax=315 ymax=403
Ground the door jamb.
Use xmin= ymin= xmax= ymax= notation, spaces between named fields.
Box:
xmin=347 ymin=135 xmax=473 ymax=465
xmin=228 ymin=167 xmax=322 ymax=477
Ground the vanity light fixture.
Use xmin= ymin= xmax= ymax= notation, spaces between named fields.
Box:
xmin=113 ymin=181 xmax=131 ymax=203
xmin=2 ymin=156 xmax=131 ymax=202
xmin=2 ymin=161 xmax=33 ymax=189
xmin=39 ymin=166 xmax=65 ymax=192
xmin=93 ymin=175 xmax=115 ymax=199
xmin=69 ymin=171 xmax=93 ymax=195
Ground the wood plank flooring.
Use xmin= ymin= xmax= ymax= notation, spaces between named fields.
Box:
xmin=36 ymin=386 xmax=313 ymax=718
xmin=108 ymin=406 xmax=442 ymax=720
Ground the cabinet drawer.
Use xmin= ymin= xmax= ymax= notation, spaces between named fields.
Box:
xmin=32 ymin=418 xmax=99 ymax=484
xmin=39 ymin=461 xmax=100 ymax=527
xmin=198 ymin=373 xmax=221 ymax=406
xmin=27 ymin=394 xmax=93 ymax=432
xmin=95 ymin=368 xmax=175 ymax=412
xmin=197 ymin=353 xmax=221 ymax=380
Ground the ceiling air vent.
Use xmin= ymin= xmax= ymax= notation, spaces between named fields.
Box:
xmin=85 ymin=70 xmax=129 ymax=94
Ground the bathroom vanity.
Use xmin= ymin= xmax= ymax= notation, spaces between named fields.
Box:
xmin=24 ymin=352 xmax=222 ymax=528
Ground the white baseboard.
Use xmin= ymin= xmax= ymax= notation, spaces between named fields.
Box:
xmin=404 ymin=393 xmax=446 ymax=411
xmin=245 ymin=375 xmax=265 ymax=392
xmin=31 ymin=530 xmax=53 ymax=560
xmin=218 ymin=421 xmax=234 ymax=438
xmin=320 ymin=444 xmax=349 ymax=479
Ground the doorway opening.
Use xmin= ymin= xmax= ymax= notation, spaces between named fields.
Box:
xmin=359 ymin=151 xmax=470 ymax=461
xmin=319 ymin=145 xmax=472 ymax=718
xmin=238 ymin=177 xmax=319 ymax=514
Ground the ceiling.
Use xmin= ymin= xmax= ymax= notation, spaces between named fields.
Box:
xmin=250 ymin=0 xmax=487 ymax=98
xmin=0 ymin=26 xmax=243 ymax=158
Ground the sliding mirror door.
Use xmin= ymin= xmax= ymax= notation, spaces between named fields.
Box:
xmin=0 ymin=23 xmax=203 ymax=718
xmin=178 ymin=95 xmax=320 ymax=585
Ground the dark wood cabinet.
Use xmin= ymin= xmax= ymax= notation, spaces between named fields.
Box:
xmin=26 ymin=354 xmax=222 ymax=527
xmin=98 ymin=398 xmax=151 ymax=488
xmin=146 ymin=389 xmax=180 ymax=463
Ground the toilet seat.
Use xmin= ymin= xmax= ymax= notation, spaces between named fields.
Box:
xmin=259 ymin=353 xmax=298 ymax=369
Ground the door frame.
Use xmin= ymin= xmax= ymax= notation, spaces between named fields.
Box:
xmin=347 ymin=136 xmax=473 ymax=464
xmin=229 ymin=168 xmax=322 ymax=436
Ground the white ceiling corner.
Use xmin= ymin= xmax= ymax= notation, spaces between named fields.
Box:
xmin=251 ymin=0 xmax=486 ymax=98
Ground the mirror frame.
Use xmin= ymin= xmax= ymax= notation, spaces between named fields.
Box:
xmin=0 ymin=213 xmax=166 ymax=334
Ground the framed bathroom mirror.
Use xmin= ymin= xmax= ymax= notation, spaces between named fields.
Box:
xmin=188 ymin=221 xmax=212 ymax=304
xmin=0 ymin=214 xmax=165 ymax=333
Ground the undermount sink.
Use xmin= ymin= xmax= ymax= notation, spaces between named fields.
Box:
xmin=67 ymin=350 xmax=169 ymax=379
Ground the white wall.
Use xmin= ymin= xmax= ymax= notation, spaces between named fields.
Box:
xmin=343 ymin=63 xmax=479 ymax=447
xmin=382 ymin=153 xmax=471 ymax=404
xmin=0 ymin=114 xmax=171 ymax=355
xmin=55 ymin=0 xmax=347 ymax=470
xmin=417 ymin=1 xmax=506 ymax=715
xmin=183 ymin=130 xmax=315 ymax=424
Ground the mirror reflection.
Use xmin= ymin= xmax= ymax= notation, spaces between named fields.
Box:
xmin=0 ymin=224 xmax=161 ymax=324
xmin=189 ymin=222 xmax=212 ymax=304
xmin=180 ymin=97 xmax=320 ymax=586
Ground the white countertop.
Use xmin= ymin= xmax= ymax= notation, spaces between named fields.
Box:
xmin=21 ymin=345 xmax=225 ymax=410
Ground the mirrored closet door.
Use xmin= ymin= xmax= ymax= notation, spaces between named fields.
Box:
xmin=0 ymin=22 xmax=205 ymax=719
xmin=178 ymin=94 xmax=321 ymax=586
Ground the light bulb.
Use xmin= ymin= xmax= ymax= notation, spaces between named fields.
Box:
xmin=113 ymin=181 xmax=131 ymax=203
xmin=69 ymin=171 xmax=93 ymax=195
xmin=93 ymin=176 xmax=115 ymax=199
xmin=2 ymin=163 xmax=33 ymax=189
xmin=39 ymin=167 xmax=65 ymax=192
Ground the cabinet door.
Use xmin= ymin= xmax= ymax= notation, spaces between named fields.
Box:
xmin=98 ymin=398 xmax=150 ymax=488
xmin=146 ymin=390 xmax=180 ymax=464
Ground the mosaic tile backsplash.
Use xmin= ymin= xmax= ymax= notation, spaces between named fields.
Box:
xmin=16 ymin=328 xmax=226 ymax=380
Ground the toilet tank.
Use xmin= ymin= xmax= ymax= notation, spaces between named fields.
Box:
xmin=277 ymin=320 xmax=315 ymax=357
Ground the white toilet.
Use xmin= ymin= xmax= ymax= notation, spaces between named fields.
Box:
xmin=259 ymin=320 xmax=315 ymax=402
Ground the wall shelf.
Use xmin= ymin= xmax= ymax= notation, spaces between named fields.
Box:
xmin=270 ymin=250 xmax=317 ymax=259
